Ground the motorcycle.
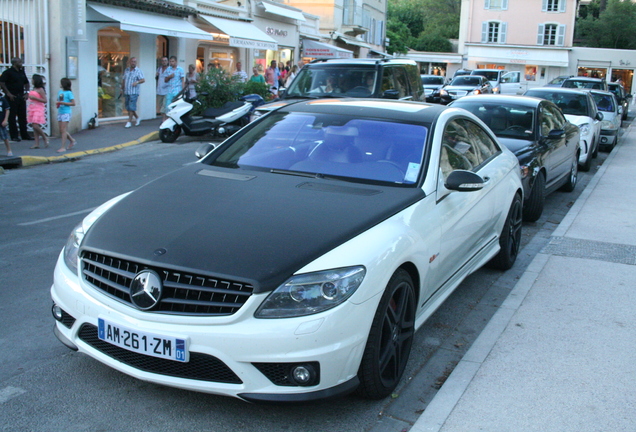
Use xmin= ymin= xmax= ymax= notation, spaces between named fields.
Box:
xmin=159 ymin=91 xmax=264 ymax=143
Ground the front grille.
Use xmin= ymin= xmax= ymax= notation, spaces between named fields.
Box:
xmin=78 ymin=324 xmax=242 ymax=384
xmin=81 ymin=251 xmax=253 ymax=316
xmin=59 ymin=310 xmax=76 ymax=329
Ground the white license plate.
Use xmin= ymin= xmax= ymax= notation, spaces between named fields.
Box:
xmin=98 ymin=318 xmax=189 ymax=363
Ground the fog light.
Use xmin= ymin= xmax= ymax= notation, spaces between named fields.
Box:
xmin=601 ymin=137 xmax=608 ymax=143
xmin=291 ymin=365 xmax=315 ymax=385
xmin=52 ymin=303 xmax=63 ymax=321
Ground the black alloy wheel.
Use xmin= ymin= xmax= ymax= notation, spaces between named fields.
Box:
xmin=488 ymin=193 xmax=523 ymax=270
xmin=159 ymin=124 xmax=181 ymax=143
xmin=357 ymin=269 xmax=416 ymax=399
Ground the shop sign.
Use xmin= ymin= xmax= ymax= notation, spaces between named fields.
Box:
xmin=230 ymin=37 xmax=278 ymax=51
xmin=266 ymin=27 xmax=288 ymax=37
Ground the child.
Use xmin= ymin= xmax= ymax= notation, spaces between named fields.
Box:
xmin=0 ymin=90 xmax=11 ymax=156
xmin=56 ymin=77 xmax=76 ymax=153
xmin=27 ymin=74 xmax=49 ymax=149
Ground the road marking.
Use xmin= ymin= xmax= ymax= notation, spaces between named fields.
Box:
xmin=18 ymin=207 xmax=96 ymax=226
xmin=0 ymin=386 xmax=26 ymax=404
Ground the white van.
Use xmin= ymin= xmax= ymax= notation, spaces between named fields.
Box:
xmin=470 ymin=69 xmax=525 ymax=95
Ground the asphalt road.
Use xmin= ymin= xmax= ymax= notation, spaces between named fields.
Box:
xmin=0 ymin=123 xmax=620 ymax=431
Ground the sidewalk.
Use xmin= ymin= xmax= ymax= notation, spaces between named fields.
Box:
xmin=0 ymin=117 xmax=161 ymax=170
xmin=413 ymin=123 xmax=636 ymax=431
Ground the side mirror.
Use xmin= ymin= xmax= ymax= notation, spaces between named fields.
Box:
xmin=547 ymin=129 xmax=566 ymax=139
xmin=382 ymin=89 xmax=400 ymax=99
xmin=195 ymin=143 xmax=216 ymax=159
xmin=596 ymin=112 xmax=604 ymax=121
xmin=278 ymin=88 xmax=286 ymax=98
xmin=445 ymin=170 xmax=486 ymax=192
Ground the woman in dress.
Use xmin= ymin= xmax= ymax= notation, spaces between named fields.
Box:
xmin=185 ymin=64 xmax=199 ymax=100
xmin=27 ymin=74 xmax=49 ymax=148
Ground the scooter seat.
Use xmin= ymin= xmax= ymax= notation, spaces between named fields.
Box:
xmin=203 ymin=101 xmax=246 ymax=118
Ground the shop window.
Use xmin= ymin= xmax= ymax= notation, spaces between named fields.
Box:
xmin=98 ymin=27 xmax=130 ymax=118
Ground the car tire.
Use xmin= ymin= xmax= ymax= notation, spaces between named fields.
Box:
xmin=159 ymin=125 xmax=181 ymax=143
xmin=523 ymin=171 xmax=545 ymax=223
xmin=560 ymin=154 xmax=578 ymax=192
xmin=488 ymin=193 xmax=523 ymax=270
xmin=357 ymin=269 xmax=415 ymax=400
xmin=580 ymin=146 xmax=593 ymax=172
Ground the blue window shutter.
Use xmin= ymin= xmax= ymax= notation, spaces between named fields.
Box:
xmin=559 ymin=0 xmax=566 ymax=12
xmin=557 ymin=24 xmax=566 ymax=46
xmin=537 ymin=24 xmax=545 ymax=45
xmin=500 ymin=22 xmax=507 ymax=44
xmin=502 ymin=0 xmax=508 ymax=10
xmin=485 ymin=0 xmax=490 ymax=9
xmin=482 ymin=22 xmax=488 ymax=42
xmin=542 ymin=0 xmax=548 ymax=12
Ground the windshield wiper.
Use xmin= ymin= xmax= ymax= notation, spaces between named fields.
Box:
xmin=270 ymin=168 xmax=320 ymax=178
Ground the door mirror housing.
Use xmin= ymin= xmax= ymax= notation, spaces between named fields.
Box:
xmin=195 ymin=143 xmax=216 ymax=159
xmin=445 ymin=170 xmax=486 ymax=192
xmin=596 ymin=112 xmax=604 ymax=121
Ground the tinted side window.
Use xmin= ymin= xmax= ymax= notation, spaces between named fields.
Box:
xmin=406 ymin=64 xmax=424 ymax=101
xmin=439 ymin=118 xmax=500 ymax=180
xmin=539 ymin=103 xmax=565 ymax=135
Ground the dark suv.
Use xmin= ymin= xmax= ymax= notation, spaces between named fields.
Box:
xmin=250 ymin=58 xmax=424 ymax=121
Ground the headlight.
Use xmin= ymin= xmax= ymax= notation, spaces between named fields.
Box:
xmin=440 ymin=89 xmax=448 ymax=96
xmin=63 ymin=223 xmax=84 ymax=273
xmin=601 ymin=120 xmax=618 ymax=130
xmin=493 ymin=87 xmax=500 ymax=93
xmin=255 ymin=266 xmax=366 ymax=318
xmin=62 ymin=192 xmax=131 ymax=274
xmin=473 ymin=89 xmax=481 ymax=95
xmin=579 ymin=124 xmax=590 ymax=136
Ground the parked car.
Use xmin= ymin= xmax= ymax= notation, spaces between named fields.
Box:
xmin=471 ymin=69 xmax=525 ymax=94
xmin=51 ymin=99 xmax=523 ymax=403
xmin=524 ymin=87 xmax=602 ymax=171
xmin=561 ymin=76 xmax=608 ymax=91
xmin=545 ymin=75 xmax=573 ymax=87
xmin=590 ymin=90 xmax=621 ymax=152
xmin=421 ymin=74 xmax=445 ymax=103
xmin=452 ymin=69 xmax=472 ymax=79
xmin=451 ymin=95 xmax=580 ymax=222
xmin=607 ymin=82 xmax=631 ymax=120
xmin=439 ymin=75 xmax=493 ymax=104
xmin=250 ymin=58 xmax=424 ymax=121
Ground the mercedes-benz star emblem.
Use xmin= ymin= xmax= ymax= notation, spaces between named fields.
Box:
xmin=130 ymin=270 xmax=163 ymax=310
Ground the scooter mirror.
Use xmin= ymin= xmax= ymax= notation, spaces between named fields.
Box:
xmin=195 ymin=143 xmax=216 ymax=159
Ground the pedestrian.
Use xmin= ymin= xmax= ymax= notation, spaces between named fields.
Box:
xmin=121 ymin=57 xmax=145 ymax=128
xmin=285 ymin=65 xmax=298 ymax=87
xmin=185 ymin=64 xmax=199 ymax=100
xmin=265 ymin=60 xmax=280 ymax=95
xmin=233 ymin=61 xmax=248 ymax=83
xmin=27 ymin=74 xmax=49 ymax=149
xmin=0 ymin=57 xmax=31 ymax=142
xmin=249 ymin=67 xmax=265 ymax=83
xmin=165 ymin=56 xmax=185 ymax=111
xmin=0 ymin=90 xmax=11 ymax=156
xmin=156 ymin=56 xmax=170 ymax=120
xmin=56 ymin=77 xmax=77 ymax=153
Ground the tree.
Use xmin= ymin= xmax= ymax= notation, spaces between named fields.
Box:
xmin=387 ymin=20 xmax=411 ymax=55
xmin=575 ymin=0 xmax=636 ymax=49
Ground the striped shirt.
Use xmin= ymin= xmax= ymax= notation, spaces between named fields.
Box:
xmin=167 ymin=66 xmax=185 ymax=95
xmin=123 ymin=67 xmax=145 ymax=95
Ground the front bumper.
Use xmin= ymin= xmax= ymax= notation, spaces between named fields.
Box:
xmin=50 ymin=253 xmax=375 ymax=402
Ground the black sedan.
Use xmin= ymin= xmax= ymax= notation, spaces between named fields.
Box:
xmin=421 ymin=74 xmax=446 ymax=103
xmin=451 ymin=95 xmax=580 ymax=222
xmin=439 ymin=75 xmax=492 ymax=105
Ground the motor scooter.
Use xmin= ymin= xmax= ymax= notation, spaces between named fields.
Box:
xmin=159 ymin=91 xmax=264 ymax=143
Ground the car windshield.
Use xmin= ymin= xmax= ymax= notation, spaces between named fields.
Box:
xmin=421 ymin=76 xmax=444 ymax=85
xmin=562 ymin=79 xmax=603 ymax=90
xmin=209 ymin=112 xmax=428 ymax=185
xmin=451 ymin=76 xmax=482 ymax=86
xmin=591 ymin=93 xmax=615 ymax=112
xmin=471 ymin=71 xmax=499 ymax=81
xmin=452 ymin=101 xmax=535 ymax=140
xmin=525 ymin=91 xmax=589 ymax=116
xmin=285 ymin=67 xmax=377 ymax=98
xmin=548 ymin=76 xmax=568 ymax=85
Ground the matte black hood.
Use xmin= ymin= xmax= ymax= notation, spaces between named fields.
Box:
xmin=82 ymin=164 xmax=424 ymax=293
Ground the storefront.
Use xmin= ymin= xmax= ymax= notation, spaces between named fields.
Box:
xmin=402 ymin=51 xmax=463 ymax=79
xmin=301 ymin=39 xmax=353 ymax=62
xmin=571 ymin=47 xmax=636 ymax=94
xmin=464 ymin=44 xmax=570 ymax=87
xmin=252 ymin=1 xmax=303 ymax=71
xmin=86 ymin=3 xmax=211 ymax=121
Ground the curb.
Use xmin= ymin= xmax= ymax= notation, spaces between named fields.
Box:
xmin=18 ymin=131 xmax=159 ymax=167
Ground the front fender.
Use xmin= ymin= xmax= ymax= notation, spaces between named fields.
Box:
xmin=160 ymin=118 xmax=178 ymax=130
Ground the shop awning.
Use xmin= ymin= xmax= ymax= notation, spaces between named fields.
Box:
xmin=89 ymin=4 xmax=213 ymax=40
xmin=334 ymin=33 xmax=371 ymax=49
xmin=303 ymin=40 xmax=353 ymax=59
xmin=199 ymin=16 xmax=278 ymax=50
xmin=259 ymin=2 xmax=306 ymax=21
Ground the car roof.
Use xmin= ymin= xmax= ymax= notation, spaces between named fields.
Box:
xmin=279 ymin=99 xmax=447 ymax=123
xmin=452 ymin=94 xmax=544 ymax=107
xmin=589 ymin=89 xmax=615 ymax=97
xmin=564 ymin=77 xmax=604 ymax=82
xmin=527 ymin=87 xmax=591 ymax=96
xmin=307 ymin=58 xmax=416 ymax=66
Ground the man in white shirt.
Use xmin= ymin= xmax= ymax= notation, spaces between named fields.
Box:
xmin=233 ymin=62 xmax=248 ymax=83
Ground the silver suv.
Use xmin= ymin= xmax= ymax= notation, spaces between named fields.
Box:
xmin=251 ymin=58 xmax=424 ymax=121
